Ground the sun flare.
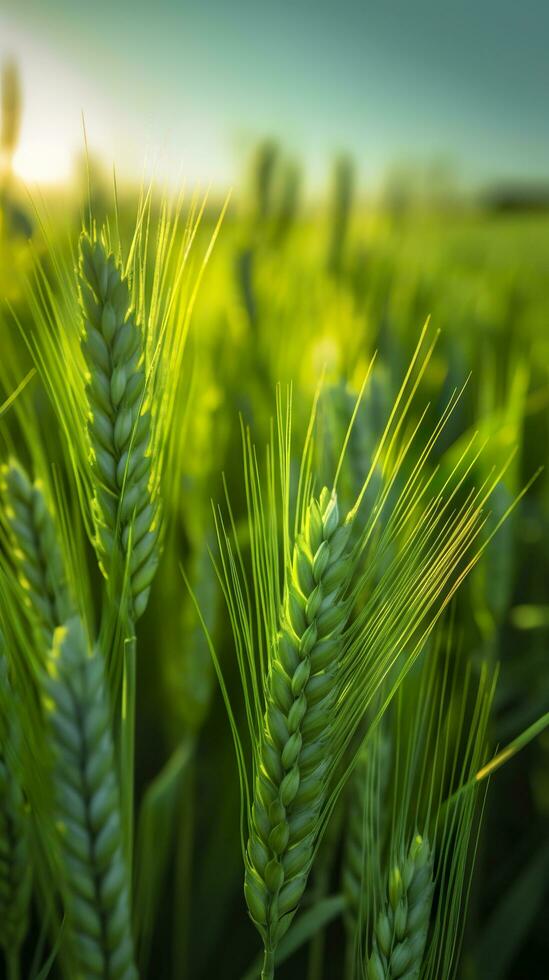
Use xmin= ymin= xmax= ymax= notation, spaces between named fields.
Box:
xmin=13 ymin=137 xmax=73 ymax=185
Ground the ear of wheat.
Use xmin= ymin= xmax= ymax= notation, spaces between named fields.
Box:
xmin=79 ymin=234 xmax=158 ymax=623
xmin=22 ymin=195 xmax=220 ymax=631
xmin=366 ymin=834 xmax=434 ymax=980
xmin=244 ymin=487 xmax=353 ymax=973
xmin=43 ymin=616 xmax=137 ymax=979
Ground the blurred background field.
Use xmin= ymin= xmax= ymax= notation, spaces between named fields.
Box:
xmin=1 ymin=3 xmax=548 ymax=977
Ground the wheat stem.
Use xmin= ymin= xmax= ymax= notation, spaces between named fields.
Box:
xmin=261 ymin=947 xmax=276 ymax=980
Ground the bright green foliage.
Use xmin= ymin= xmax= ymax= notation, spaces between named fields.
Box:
xmin=0 ymin=459 xmax=72 ymax=645
xmin=245 ymin=487 xmax=353 ymax=962
xmin=43 ymin=617 xmax=137 ymax=979
xmin=0 ymin=657 xmax=32 ymax=958
xmin=367 ymin=834 xmax=434 ymax=980
xmin=79 ymin=234 xmax=158 ymax=621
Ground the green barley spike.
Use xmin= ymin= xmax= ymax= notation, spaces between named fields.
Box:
xmin=79 ymin=233 xmax=159 ymax=621
xmin=245 ymin=487 xmax=353 ymax=976
xmin=0 ymin=656 xmax=32 ymax=959
xmin=366 ymin=835 xmax=434 ymax=980
xmin=0 ymin=460 xmax=71 ymax=645
xmin=44 ymin=617 xmax=137 ymax=979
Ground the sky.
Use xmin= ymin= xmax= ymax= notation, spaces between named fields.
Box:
xmin=1 ymin=0 xmax=548 ymax=192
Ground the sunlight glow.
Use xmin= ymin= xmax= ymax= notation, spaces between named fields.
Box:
xmin=13 ymin=137 xmax=73 ymax=185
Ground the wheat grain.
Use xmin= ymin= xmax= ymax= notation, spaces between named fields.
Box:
xmin=244 ymin=486 xmax=353 ymax=977
xmin=366 ymin=834 xmax=434 ymax=980
xmin=79 ymin=233 xmax=159 ymax=622
xmin=43 ymin=616 xmax=137 ymax=979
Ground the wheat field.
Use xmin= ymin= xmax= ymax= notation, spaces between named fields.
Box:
xmin=0 ymin=71 xmax=548 ymax=980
